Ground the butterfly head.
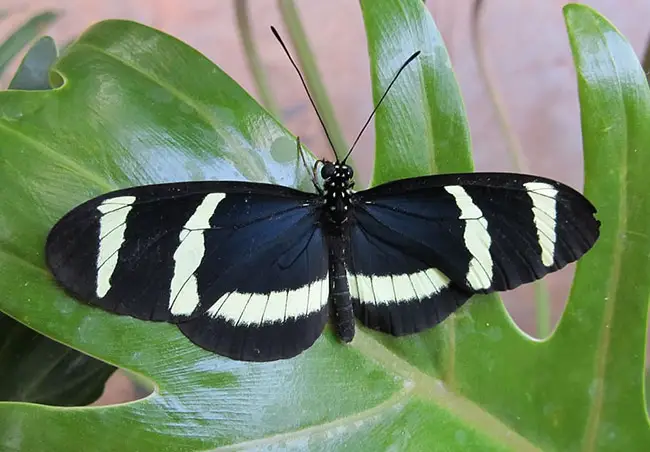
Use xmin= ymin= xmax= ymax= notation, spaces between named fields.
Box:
xmin=321 ymin=162 xmax=353 ymax=183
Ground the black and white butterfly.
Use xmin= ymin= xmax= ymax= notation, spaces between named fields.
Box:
xmin=45 ymin=29 xmax=600 ymax=362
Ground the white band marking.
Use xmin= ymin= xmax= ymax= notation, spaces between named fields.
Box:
xmin=169 ymin=193 xmax=226 ymax=316
xmin=524 ymin=182 xmax=558 ymax=267
xmin=348 ymin=268 xmax=450 ymax=305
xmin=96 ymin=196 xmax=137 ymax=298
xmin=285 ymin=284 xmax=310 ymax=321
xmin=206 ymin=277 xmax=328 ymax=326
xmin=445 ymin=185 xmax=493 ymax=290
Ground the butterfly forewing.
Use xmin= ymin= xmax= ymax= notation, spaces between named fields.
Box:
xmin=349 ymin=172 xmax=600 ymax=301
xmin=46 ymin=181 xmax=330 ymax=361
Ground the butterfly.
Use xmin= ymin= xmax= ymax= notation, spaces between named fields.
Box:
xmin=45 ymin=28 xmax=600 ymax=362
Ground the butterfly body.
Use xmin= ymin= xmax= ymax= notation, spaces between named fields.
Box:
xmin=320 ymin=162 xmax=356 ymax=342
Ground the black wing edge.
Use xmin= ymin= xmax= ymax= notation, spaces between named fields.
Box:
xmin=177 ymin=306 xmax=329 ymax=362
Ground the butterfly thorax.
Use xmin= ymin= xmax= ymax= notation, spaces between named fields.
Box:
xmin=321 ymin=161 xmax=353 ymax=225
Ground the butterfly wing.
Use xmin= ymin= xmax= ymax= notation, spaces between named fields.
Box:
xmin=348 ymin=172 xmax=599 ymax=334
xmin=46 ymin=181 xmax=329 ymax=361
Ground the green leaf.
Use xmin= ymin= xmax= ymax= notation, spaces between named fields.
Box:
xmin=558 ymin=5 xmax=650 ymax=448
xmin=430 ymin=4 xmax=650 ymax=451
xmin=0 ymin=35 xmax=116 ymax=408
xmin=0 ymin=2 xmax=648 ymax=451
xmin=0 ymin=11 xmax=59 ymax=78
xmin=360 ymin=0 xmax=508 ymax=386
xmin=0 ymin=18 xmax=403 ymax=452
xmin=8 ymin=36 xmax=58 ymax=90
xmin=363 ymin=0 xmax=473 ymax=183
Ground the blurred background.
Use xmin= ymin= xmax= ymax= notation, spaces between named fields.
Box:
xmin=1 ymin=0 xmax=648 ymax=405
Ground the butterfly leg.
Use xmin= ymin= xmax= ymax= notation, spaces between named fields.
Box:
xmin=296 ymin=136 xmax=323 ymax=195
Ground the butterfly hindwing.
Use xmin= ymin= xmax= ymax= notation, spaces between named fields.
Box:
xmin=46 ymin=181 xmax=329 ymax=361
xmin=177 ymin=199 xmax=330 ymax=361
xmin=347 ymin=172 xmax=599 ymax=334
xmin=347 ymin=215 xmax=472 ymax=335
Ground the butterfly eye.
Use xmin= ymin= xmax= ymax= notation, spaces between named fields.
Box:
xmin=343 ymin=166 xmax=354 ymax=179
xmin=321 ymin=163 xmax=336 ymax=179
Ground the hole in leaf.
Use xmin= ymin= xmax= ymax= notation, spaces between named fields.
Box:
xmin=500 ymin=264 xmax=576 ymax=339
xmin=90 ymin=369 xmax=153 ymax=406
xmin=0 ymin=314 xmax=152 ymax=406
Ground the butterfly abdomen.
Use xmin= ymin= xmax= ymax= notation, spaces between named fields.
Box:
xmin=327 ymin=233 xmax=355 ymax=342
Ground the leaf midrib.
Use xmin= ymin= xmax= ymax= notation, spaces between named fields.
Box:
xmin=352 ymin=330 xmax=540 ymax=451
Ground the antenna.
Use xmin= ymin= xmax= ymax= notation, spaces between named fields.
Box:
xmin=342 ymin=51 xmax=421 ymax=164
xmin=270 ymin=26 xmax=339 ymax=160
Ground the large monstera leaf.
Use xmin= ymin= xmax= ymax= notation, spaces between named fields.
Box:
xmin=0 ymin=1 xmax=648 ymax=451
